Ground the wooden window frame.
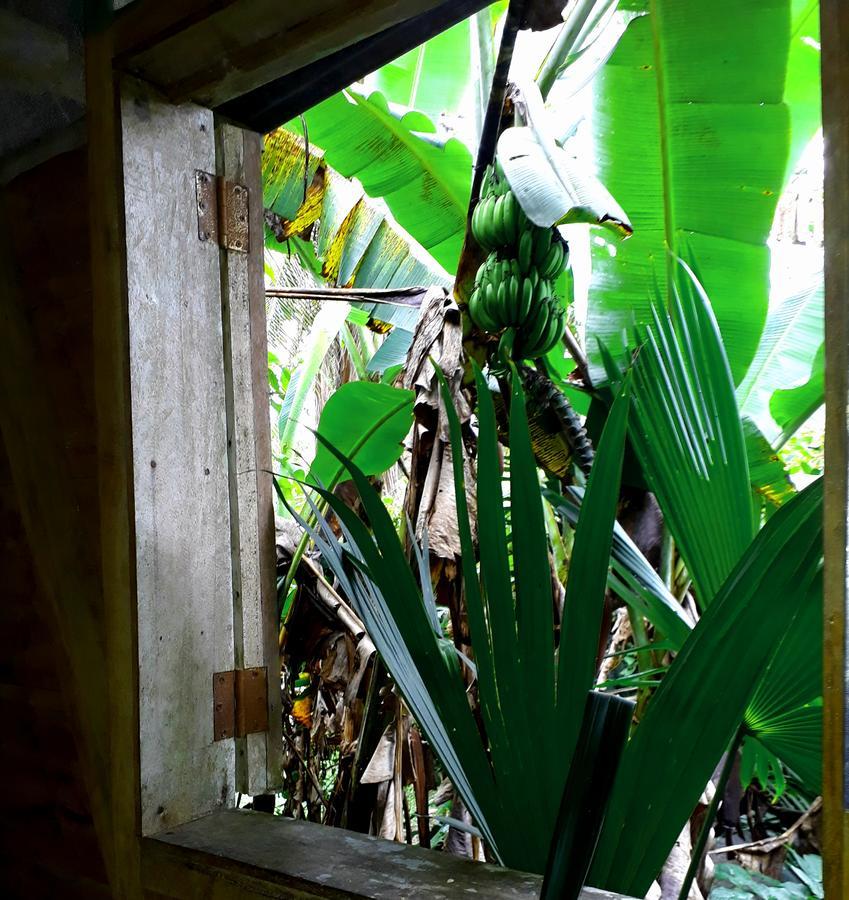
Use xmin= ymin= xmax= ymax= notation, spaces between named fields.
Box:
xmin=85 ymin=1 xmax=848 ymax=897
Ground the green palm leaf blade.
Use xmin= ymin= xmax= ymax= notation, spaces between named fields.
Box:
xmin=555 ymin=379 xmax=630 ymax=763
xmin=294 ymin=89 xmax=472 ymax=273
xmin=542 ymin=692 xmax=634 ymax=900
xmin=506 ymin=364 xmax=558 ymax=827
xmin=547 ymin=487 xmax=693 ymax=649
xmin=587 ymin=1 xmax=793 ymax=384
xmin=603 ymin=260 xmax=754 ymax=607
xmin=745 ymin=569 xmax=822 ymax=791
xmin=470 ymin=366 xmax=527 ymax=812
xmin=288 ymin=445 xmax=505 ymax=854
xmin=589 ymin=478 xmax=823 ymax=896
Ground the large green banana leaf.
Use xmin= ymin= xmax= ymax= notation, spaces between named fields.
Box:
xmin=587 ymin=0 xmax=793 ymax=385
xmin=590 ymin=478 xmax=823 ymax=896
xmin=290 ymin=89 xmax=472 ymax=274
xmin=737 ymin=272 xmax=824 ymax=447
xmin=785 ymin=0 xmax=821 ymax=178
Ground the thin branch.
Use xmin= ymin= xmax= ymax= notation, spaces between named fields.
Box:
xmin=561 ymin=325 xmax=592 ymax=388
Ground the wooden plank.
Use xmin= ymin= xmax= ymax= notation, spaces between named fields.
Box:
xmin=216 ymin=122 xmax=284 ymax=795
xmin=113 ymin=0 xmax=445 ymax=107
xmin=88 ymin=27 xmax=144 ymax=897
xmin=822 ymin=1 xmax=849 ymax=895
xmin=144 ymin=809 xmax=634 ymax=899
xmin=122 ymin=77 xmax=236 ymax=835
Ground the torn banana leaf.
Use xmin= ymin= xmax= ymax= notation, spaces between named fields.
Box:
xmin=497 ymin=81 xmax=631 ymax=236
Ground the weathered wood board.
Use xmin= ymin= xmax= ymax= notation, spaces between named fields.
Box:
xmin=146 ymin=809 xmax=635 ymax=899
xmin=216 ymin=121 xmax=283 ymax=795
xmin=122 ymin=78 xmax=235 ymax=835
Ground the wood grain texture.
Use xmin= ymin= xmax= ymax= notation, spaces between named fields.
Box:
xmin=88 ymin=35 xmax=145 ymax=897
xmin=113 ymin=0 xmax=446 ymax=107
xmin=217 ymin=122 xmax=283 ymax=795
xmin=122 ymin=77 xmax=236 ymax=835
xmin=144 ymin=809 xmax=635 ymax=899
xmin=822 ymin=0 xmax=849 ymax=895
xmin=0 ymin=147 xmax=111 ymax=895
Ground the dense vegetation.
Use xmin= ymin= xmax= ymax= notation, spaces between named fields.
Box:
xmin=264 ymin=1 xmax=824 ymax=897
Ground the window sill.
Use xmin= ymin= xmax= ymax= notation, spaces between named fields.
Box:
xmin=142 ymin=808 xmax=632 ymax=899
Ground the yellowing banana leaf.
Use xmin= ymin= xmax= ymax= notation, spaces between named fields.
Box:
xmin=744 ymin=418 xmax=796 ymax=517
xmin=264 ymin=128 xmax=324 ymax=220
xmin=587 ymin=1 xmax=796 ymax=384
xmin=292 ymin=88 xmax=472 ymax=274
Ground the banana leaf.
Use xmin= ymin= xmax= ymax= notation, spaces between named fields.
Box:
xmin=590 ymin=478 xmax=823 ymax=896
xmin=308 ymin=382 xmax=414 ymax=489
xmin=744 ymin=417 xmax=796 ymax=517
xmin=292 ymin=89 xmax=472 ymax=273
xmin=737 ymin=272 xmax=824 ymax=447
xmin=587 ymin=0 xmax=795 ymax=384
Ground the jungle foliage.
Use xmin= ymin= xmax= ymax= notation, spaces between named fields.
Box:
xmin=266 ymin=0 xmax=824 ymax=894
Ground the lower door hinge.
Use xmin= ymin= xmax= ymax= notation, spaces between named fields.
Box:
xmin=213 ymin=667 xmax=268 ymax=741
xmin=195 ymin=170 xmax=250 ymax=253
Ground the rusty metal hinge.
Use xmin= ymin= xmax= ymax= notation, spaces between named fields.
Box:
xmin=195 ymin=171 xmax=250 ymax=253
xmin=213 ymin=667 xmax=268 ymax=741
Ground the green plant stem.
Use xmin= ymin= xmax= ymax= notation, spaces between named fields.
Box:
xmin=536 ymin=0 xmax=612 ymax=100
xmin=469 ymin=0 xmax=525 ymax=216
xmin=341 ymin=322 xmax=368 ymax=380
xmin=660 ymin=526 xmax=675 ymax=589
xmin=677 ymin=725 xmax=744 ymax=900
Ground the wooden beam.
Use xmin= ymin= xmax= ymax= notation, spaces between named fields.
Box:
xmin=217 ymin=0 xmax=490 ymax=133
xmin=822 ymin=0 xmax=849 ymax=895
xmin=112 ymin=0 xmax=447 ymax=108
xmin=86 ymin=25 xmax=144 ymax=899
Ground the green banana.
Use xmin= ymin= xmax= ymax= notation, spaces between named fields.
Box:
xmin=517 ymin=277 xmax=534 ymax=321
xmin=533 ymin=227 xmax=552 ymax=268
xmin=518 ymin=230 xmax=533 ymax=273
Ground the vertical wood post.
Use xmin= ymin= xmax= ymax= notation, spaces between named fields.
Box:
xmin=822 ymin=0 xmax=849 ymax=894
xmin=86 ymin=25 xmax=144 ymax=897
xmin=217 ymin=121 xmax=284 ymax=795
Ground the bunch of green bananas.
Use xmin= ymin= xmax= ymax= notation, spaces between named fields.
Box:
xmin=467 ymin=166 xmax=569 ymax=359
xmin=468 ymin=252 xmax=566 ymax=359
